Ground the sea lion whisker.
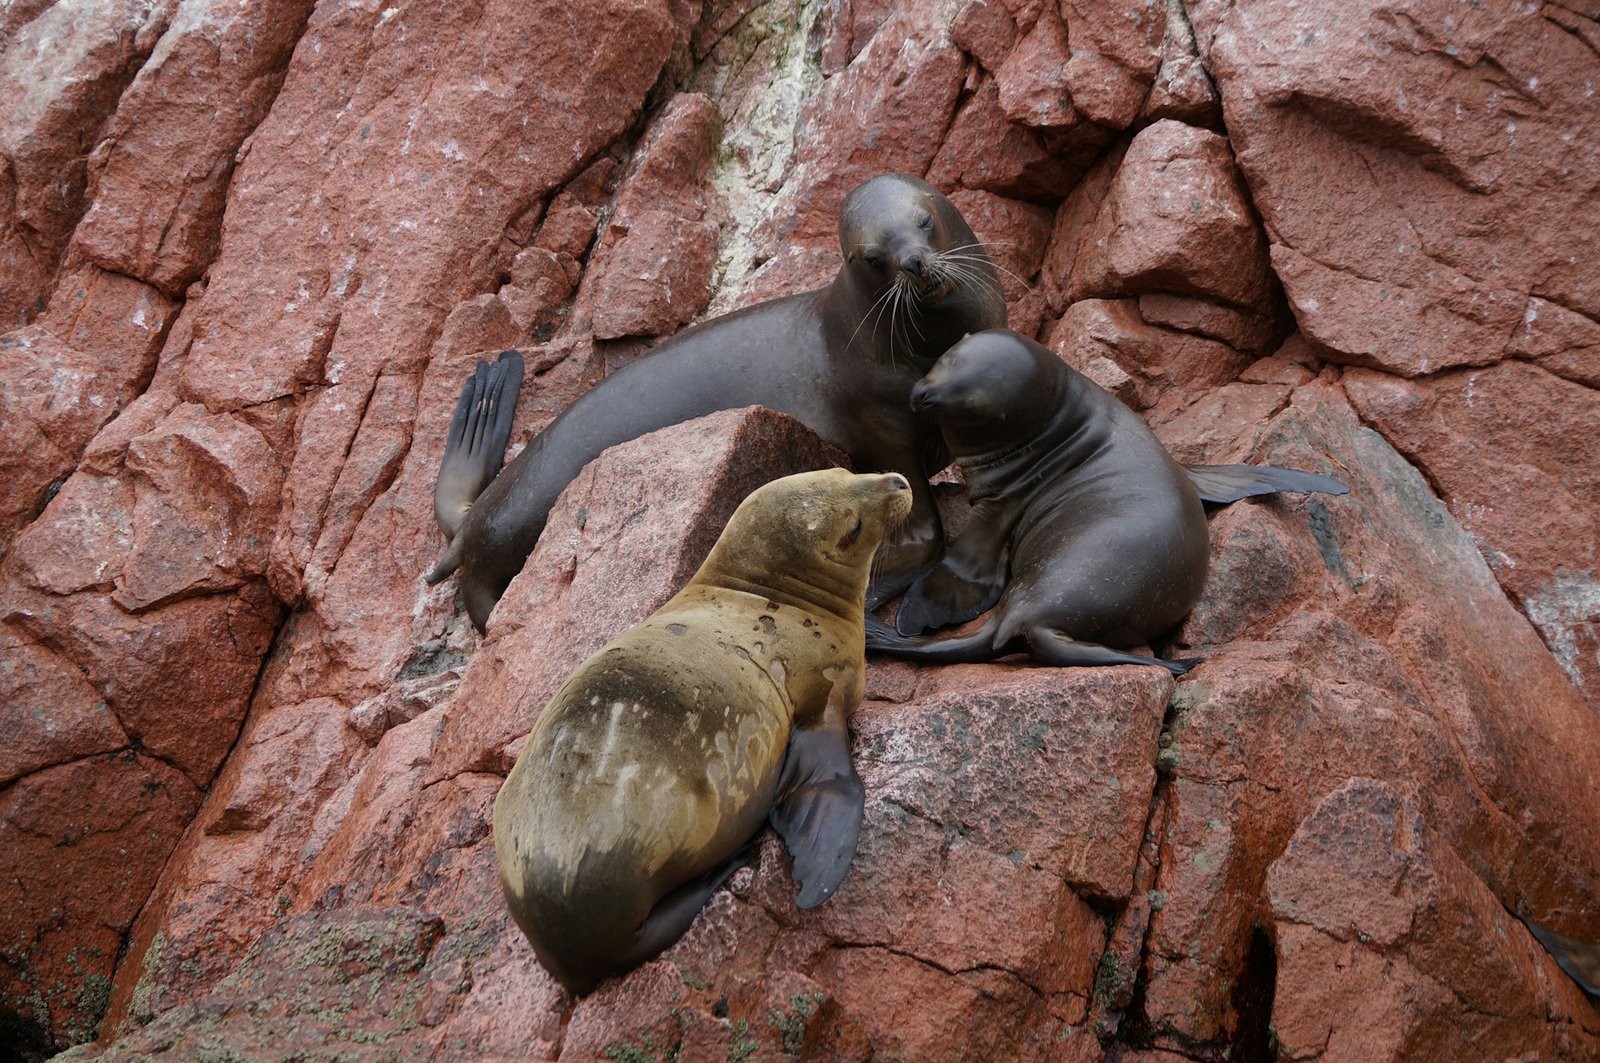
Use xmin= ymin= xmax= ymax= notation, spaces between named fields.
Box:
xmin=848 ymin=282 xmax=902 ymax=355
xmin=899 ymin=276 xmax=930 ymax=344
xmin=935 ymin=258 xmax=1007 ymax=302
xmin=936 ymin=253 xmax=1020 ymax=295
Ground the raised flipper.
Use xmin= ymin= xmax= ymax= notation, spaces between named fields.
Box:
xmin=1519 ymin=916 xmax=1600 ymax=997
xmin=1184 ymin=463 xmax=1348 ymax=505
xmin=895 ymin=499 xmax=1014 ymax=635
xmin=433 ymin=350 xmax=525 ymax=540
xmin=770 ymin=723 xmax=865 ymax=909
xmin=1025 ymin=627 xmax=1202 ymax=675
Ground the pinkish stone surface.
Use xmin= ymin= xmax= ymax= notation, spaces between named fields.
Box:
xmin=5 ymin=0 xmax=1599 ymax=1059
xmin=1268 ymin=780 xmax=1600 ymax=1060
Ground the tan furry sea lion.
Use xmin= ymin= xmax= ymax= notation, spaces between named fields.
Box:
xmin=427 ymin=173 xmax=1005 ymax=630
xmin=493 ymin=469 xmax=913 ymax=994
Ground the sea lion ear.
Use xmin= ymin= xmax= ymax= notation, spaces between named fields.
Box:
xmin=769 ymin=725 xmax=865 ymax=909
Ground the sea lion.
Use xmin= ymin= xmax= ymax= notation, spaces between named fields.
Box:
xmin=428 ymin=173 xmax=1005 ymax=630
xmin=865 ymin=330 xmax=1348 ymax=673
xmin=493 ymin=469 xmax=913 ymax=995
xmin=1519 ymin=916 xmax=1600 ymax=998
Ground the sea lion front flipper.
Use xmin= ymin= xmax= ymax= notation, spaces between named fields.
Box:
xmin=1184 ymin=463 xmax=1349 ymax=505
xmin=433 ymin=349 xmax=525 ymax=539
xmin=895 ymin=498 xmax=1013 ymax=634
xmin=1519 ymin=916 xmax=1600 ymax=997
xmin=770 ymin=723 xmax=865 ymax=909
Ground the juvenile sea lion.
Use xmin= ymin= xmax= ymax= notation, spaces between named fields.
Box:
xmin=428 ymin=174 xmax=1005 ymax=630
xmin=866 ymin=330 xmax=1348 ymax=673
xmin=493 ymin=469 xmax=913 ymax=995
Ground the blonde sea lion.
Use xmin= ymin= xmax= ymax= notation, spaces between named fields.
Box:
xmin=493 ymin=469 xmax=912 ymax=994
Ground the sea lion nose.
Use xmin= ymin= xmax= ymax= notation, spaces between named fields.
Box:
xmin=887 ymin=474 xmax=910 ymax=492
xmin=909 ymin=383 xmax=935 ymax=411
xmin=898 ymin=251 xmax=926 ymax=279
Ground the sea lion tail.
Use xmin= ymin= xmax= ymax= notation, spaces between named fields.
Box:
xmin=1518 ymin=915 xmax=1600 ymax=997
xmin=1184 ymin=463 xmax=1349 ymax=505
xmin=433 ymin=349 xmax=525 ymax=538
xmin=864 ymin=612 xmax=1000 ymax=663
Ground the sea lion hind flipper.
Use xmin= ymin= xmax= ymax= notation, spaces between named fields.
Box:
xmin=864 ymin=612 xmax=1002 ymax=663
xmin=423 ymin=535 xmax=465 ymax=585
xmin=432 ymin=350 xmax=525 ymax=539
xmin=1184 ymin=463 xmax=1349 ymax=505
xmin=1027 ymin=628 xmax=1201 ymax=675
xmin=770 ymin=725 xmax=865 ymax=909
xmin=1519 ymin=916 xmax=1600 ymax=996
xmin=617 ymin=851 xmax=752 ymax=975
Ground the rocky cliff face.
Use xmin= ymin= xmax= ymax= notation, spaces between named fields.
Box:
xmin=2 ymin=0 xmax=1597 ymax=1059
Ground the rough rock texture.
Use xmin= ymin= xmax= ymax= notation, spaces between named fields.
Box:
xmin=4 ymin=0 xmax=1599 ymax=1059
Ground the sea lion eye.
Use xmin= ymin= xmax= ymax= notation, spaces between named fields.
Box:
xmin=917 ymin=212 xmax=933 ymax=231
xmin=862 ymin=249 xmax=883 ymax=267
xmin=838 ymin=517 xmax=863 ymax=548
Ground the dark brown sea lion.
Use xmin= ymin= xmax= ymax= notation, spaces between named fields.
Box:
xmin=865 ymin=329 xmax=1348 ymax=673
xmin=427 ymin=173 xmax=1005 ymax=630
xmin=1519 ymin=916 xmax=1600 ymax=998
xmin=493 ymin=469 xmax=913 ymax=994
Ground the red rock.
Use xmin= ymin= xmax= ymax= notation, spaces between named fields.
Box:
xmin=0 ymin=268 xmax=178 ymax=547
xmin=72 ymin=0 xmax=316 ymax=296
xmin=996 ymin=8 xmax=1076 ymax=130
xmin=0 ymin=753 xmax=199 ymax=1052
xmin=1 ymin=580 xmax=280 ymax=787
xmin=7 ymin=1 xmax=1599 ymax=1059
xmin=585 ymin=209 xmax=719 ymax=340
xmin=0 ymin=631 xmax=126 ymax=787
xmin=0 ymin=0 xmax=177 ymax=327
xmin=579 ymin=94 xmax=722 ymax=340
xmin=1065 ymin=120 xmax=1273 ymax=308
xmin=1134 ymin=384 xmax=1600 ymax=1050
xmin=1153 ymin=381 xmax=1295 ymax=464
xmin=1043 ymin=298 xmax=1251 ymax=420
xmin=1268 ymin=780 xmax=1600 ymax=1060
xmin=757 ymin=1 xmax=966 ymax=246
xmin=1059 ymin=0 xmax=1165 ymax=129
xmin=1344 ymin=362 xmax=1600 ymax=703
xmin=1140 ymin=0 xmax=1222 ymax=126
xmin=951 ymin=0 xmax=1019 ymax=72
xmin=1038 ymin=138 xmax=1126 ymax=312
xmin=64 ymin=907 xmax=461 ymax=1062
xmin=1189 ymin=0 xmax=1600 ymax=375
xmin=929 ymin=77 xmax=1108 ymax=202
xmin=113 ymin=402 xmax=285 ymax=610
xmin=1137 ymin=292 xmax=1278 ymax=357
xmin=947 ymin=188 xmax=1055 ymax=303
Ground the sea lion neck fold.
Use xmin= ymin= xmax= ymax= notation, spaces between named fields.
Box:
xmin=694 ymin=469 xmax=912 ymax=625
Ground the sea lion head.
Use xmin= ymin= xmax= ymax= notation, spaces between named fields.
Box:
xmin=838 ymin=174 xmax=995 ymax=309
xmin=700 ymin=469 xmax=914 ymax=610
xmin=909 ymin=329 xmax=1063 ymax=435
